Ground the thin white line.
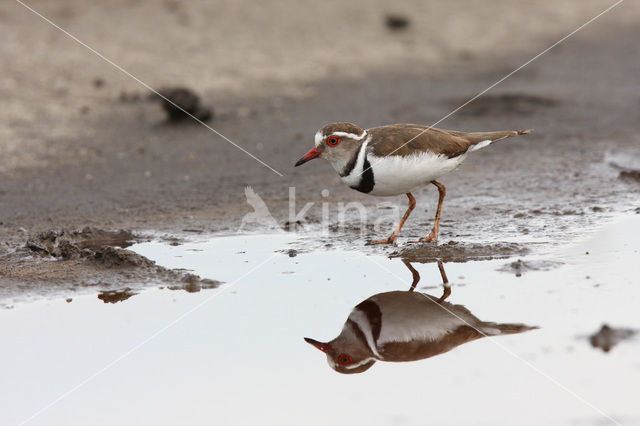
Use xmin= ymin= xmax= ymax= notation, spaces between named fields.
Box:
xmin=19 ymin=252 xmax=281 ymax=425
xmin=14 ymin=0 xmax=284 ymax=177
xmin=366 ymin=257 xmax=623 ymax=426
xmin=361 ymin=0 xmax=625 ymax=176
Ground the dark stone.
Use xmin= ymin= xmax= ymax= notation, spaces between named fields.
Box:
xmin=157 ymin=87 xmax=214 ymax=123
xmin=385 ymin=14 xmax=409 ymax=31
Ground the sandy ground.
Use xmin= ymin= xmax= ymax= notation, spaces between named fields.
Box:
xmin=1 ymin=1 xmax=640 ymax=291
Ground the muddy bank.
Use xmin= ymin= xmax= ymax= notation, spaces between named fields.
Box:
xmin=1 ymin=5 xmax=640 ymax=294
xmin=391 ymin=241 xmax=529 ymax=263
xmin=0 ymin=228 xmax=221 ymax=307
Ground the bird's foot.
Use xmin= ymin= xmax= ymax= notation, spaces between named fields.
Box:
xmin=437 ymin=285 xmax=451 ymax=303
xmin=409 ymin=231 xmax=438 ymax=244
xmin=367 ymin=236 xmax=397 ymax=245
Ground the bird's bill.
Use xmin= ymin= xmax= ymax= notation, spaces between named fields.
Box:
xmin=304 ymin=337 xmax=330 ymax=353
xmin=294 ymin=147 xmax=322 ymax=167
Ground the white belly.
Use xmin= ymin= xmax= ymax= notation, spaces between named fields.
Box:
xmin=365 ymin=152 xmax=467 ymax=196
xmin=368 ymin=291 xmax=474 ymax=344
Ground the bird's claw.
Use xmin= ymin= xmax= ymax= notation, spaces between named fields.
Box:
xmin=408 ymin=233 xmax=438 ymax=244
xmin=367 ymin=236 xmax=397 ymax=246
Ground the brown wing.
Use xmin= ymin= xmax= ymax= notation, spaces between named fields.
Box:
xmin=367 ymin=124 xmax=530 ymax=158
xmin=378 ymin=325 xmax=485 ymax=362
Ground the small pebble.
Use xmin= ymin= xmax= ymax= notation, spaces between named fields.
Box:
xmin=385 ymin=14 xmax=410 ymax=31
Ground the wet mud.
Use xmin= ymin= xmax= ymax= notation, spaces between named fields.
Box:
xmin=26 ymin=228 xmax=136 ymax=258
xmin=391 ymin=241 xmax=529 ymax=263
xmin=0 ymin=228 xmax=222 ymax=307
xmin=25 ymin=227 xmax=155 ymax=268
xmin=450 ymin=93 xmax=559 ymax=117
xmin=619 ymin=170 xmax=640 ymax=183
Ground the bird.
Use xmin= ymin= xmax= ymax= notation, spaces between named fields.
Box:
xmin=304 ymin=262 xmax=536 ymax=374
xmin=294 ymin=122 xmax=531 ymax=244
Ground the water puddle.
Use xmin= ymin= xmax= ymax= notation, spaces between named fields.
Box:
xmin=1 ymin=217 xmax=639 ymax=425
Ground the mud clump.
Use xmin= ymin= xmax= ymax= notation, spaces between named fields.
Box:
xmin=392 ymin=241 xmax=528 ymax=263
xmin=453 ymin=93 xmax=558 ymax=117
xmin=385 ymin=14 xmax=410 ymax=31
xmin=91 ymin=246 xmax=154 ymax=268
xmin=167 ymin=274 xmax=222 ymax=293
xmin=26 ymin=231 xmax=58 ymax=255
xmin=590 ymin=324 xmax=637 ymax=353
xmin=55 ymin=239 xmax=82 ymax=259
xmin=498 ymin=259 xmax=563 ymax=277
xmin=156 ymin=87 xmax=213 ymax=122
xmin=19 ymin=228 xmax=223 ymax=301
xmin=26 ymin=228 xmax=135 ymax=257
xmin=619 ymin=170 xmax=640 ymax=183
xmin=27 ymin=227 xmax=152 ymax=268
xmin=98 ymin=288 xmax=137 ymax=304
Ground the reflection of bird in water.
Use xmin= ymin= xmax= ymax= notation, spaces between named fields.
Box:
xmin=239 ymin=186 xmax=280 ymax=230
xmin=305 ymin=261 xmax=537 ymax=374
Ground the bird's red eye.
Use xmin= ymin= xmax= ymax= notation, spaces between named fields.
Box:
xmin=338 ymin=354 xmax=352 ymax=366
xmin=327 ymin=136 xmax=341 ymax=147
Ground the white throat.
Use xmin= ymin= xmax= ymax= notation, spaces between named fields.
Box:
xmin=335 ymin=135 xmax=371 ymax=186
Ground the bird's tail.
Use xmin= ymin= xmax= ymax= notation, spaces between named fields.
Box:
xmin=464 ymin=129 xmax=532 ymax=153
xmin=477 ymin=322 xmax=538 ymax=336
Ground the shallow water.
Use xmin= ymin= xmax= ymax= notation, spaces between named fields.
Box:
xmin=1 ymin=216 xmax=639 ymax=425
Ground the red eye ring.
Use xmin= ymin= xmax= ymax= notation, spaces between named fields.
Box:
xmin=338 ymin=353 xmax=352 ymax=366
xmin=327 ymin=136 xmax=341 ymax=147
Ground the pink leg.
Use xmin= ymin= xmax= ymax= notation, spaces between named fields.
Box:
xmin=419 ymin=181 xmax=446 ymax=243
xmin=368 ymin=192 xmax=416 ymax=245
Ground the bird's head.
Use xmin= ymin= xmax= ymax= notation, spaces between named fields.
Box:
xmin=294 ymin=122 xmax=367 ymax=169
xmin=304 ymin=332 xmax=376 ymax=374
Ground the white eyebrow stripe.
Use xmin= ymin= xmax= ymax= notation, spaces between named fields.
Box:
xmin=328 ymin=356 xmax=375 ymax=371
xmin=345 ymin=357 xmax=375 ymax=370
xmin=314 ymin=131 xmax=323 ymax=147
xmin=331 ymin=130 xmax=367 ymax=140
